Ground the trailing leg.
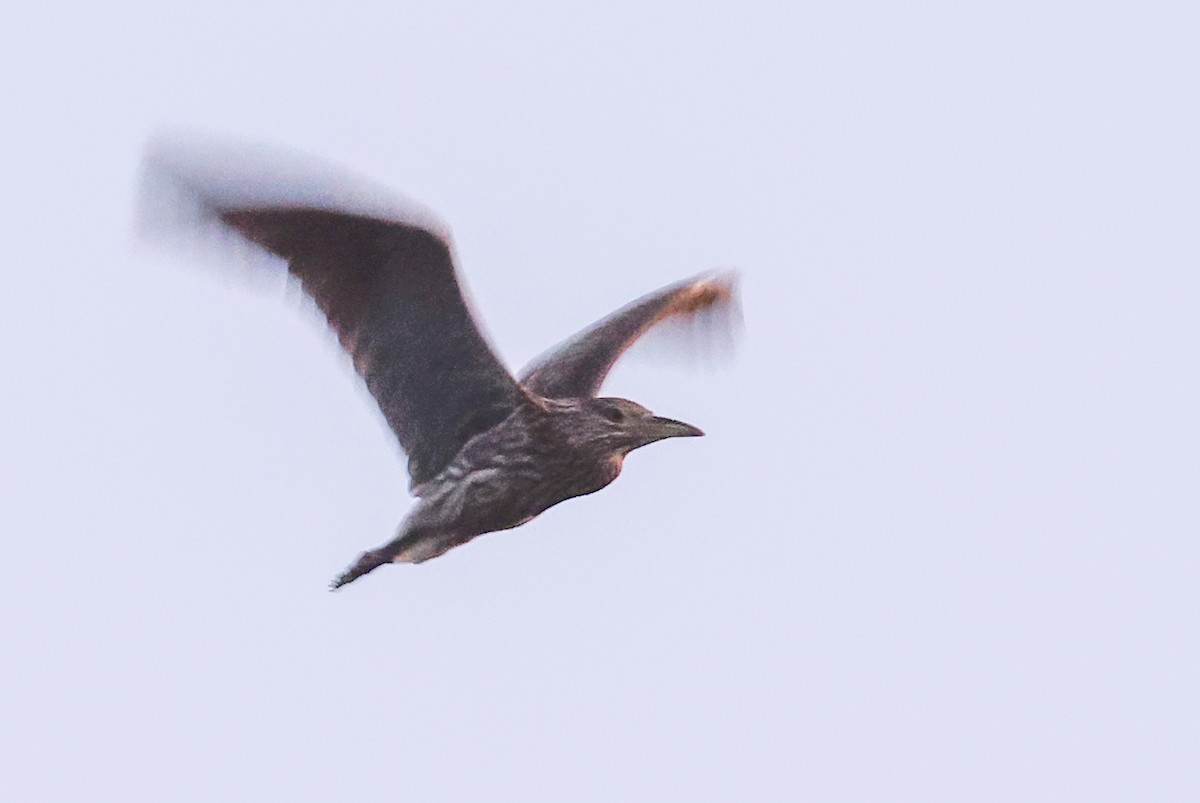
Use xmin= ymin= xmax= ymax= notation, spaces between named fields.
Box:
xmin=329 ymin=548 xmax=392 ymax=590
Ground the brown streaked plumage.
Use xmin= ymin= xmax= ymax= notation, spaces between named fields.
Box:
xmin=140 ymin=137 xmax=740 ymax=589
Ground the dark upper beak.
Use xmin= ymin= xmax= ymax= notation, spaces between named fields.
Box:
xmin=643 ymin=415 xmax=705 ymax=441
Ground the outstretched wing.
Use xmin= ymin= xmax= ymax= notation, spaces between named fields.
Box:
xmin=142 ymin=138 xmax=528 ymax=490
xmin=519 ymin=273 xmax=739 ymax=399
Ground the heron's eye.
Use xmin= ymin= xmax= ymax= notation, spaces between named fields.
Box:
xmin=602 ymin=406 xmax=626 ymax=423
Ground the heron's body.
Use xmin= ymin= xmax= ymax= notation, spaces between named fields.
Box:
xmin=339 ymin=396 xmax=702 ymax=586
xmin=140 ymin=137 xmax=738 ymax=589
xmin=361 ymin=400 xmax=624 ymax=571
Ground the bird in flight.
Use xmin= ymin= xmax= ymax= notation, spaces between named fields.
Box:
xmin=140 ymin=137 xmax=739 ymax=589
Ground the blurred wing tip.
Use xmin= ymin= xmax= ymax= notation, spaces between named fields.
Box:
xmin=136 ymin=130 xmax=454 ymax=246
xmin=665 ymin=271 xmax=742 ymax=338
xmin=680 ymin=270 xmax=739 ymax=310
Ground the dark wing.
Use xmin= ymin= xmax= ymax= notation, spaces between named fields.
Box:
xmin=519 ymin=272 xmax=739 ymax=399
xmin=219 ymin=209 xmax=529 ymax=487
xmin=141 ymin=139 xmax=527 ymax=490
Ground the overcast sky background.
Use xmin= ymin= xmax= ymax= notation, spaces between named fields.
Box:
xmin=3 ymin=2 xmax=1198 ymax=801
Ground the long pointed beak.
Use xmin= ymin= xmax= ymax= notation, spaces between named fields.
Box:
xmin=644 ymin=415 xmax=705 ymax=441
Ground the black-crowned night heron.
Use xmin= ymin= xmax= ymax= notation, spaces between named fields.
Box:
xmin=140 ymin=138 xmax=739 ymax=589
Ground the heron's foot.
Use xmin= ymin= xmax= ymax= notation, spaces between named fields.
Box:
xmin=329 ymin=548 xmax=390 ymax=591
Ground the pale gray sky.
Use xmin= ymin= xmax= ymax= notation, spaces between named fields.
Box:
xmin=4 ymin=2 xmax=1198 ymax=801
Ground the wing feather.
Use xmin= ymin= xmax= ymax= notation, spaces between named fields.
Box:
xmin=519 ymin=272 xmax=739 ymax=399
xmin=141 ymin=139 xmax=528 ymax=489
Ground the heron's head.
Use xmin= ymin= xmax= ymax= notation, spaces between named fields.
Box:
xmin=587 ymin=397 xmax=704 ymax=453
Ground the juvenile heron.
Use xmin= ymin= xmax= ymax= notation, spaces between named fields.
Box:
xmin=141 ymin=138 xmax=739 ymax=589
